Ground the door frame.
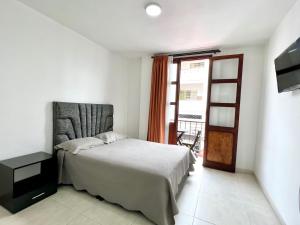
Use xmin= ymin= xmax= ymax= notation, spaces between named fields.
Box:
xmin=168 ymin=55 xmax=212 ymax=144
xmin=203 ymin=54 xmax=244 ymax=172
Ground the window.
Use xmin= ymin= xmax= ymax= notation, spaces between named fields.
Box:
xmin=180 ymin=90 xmax=204 ymax=100
xmin=180 ymin=90 xmax=199 ymax=100
xmin=190 ymin=62 xmax=205 ymax=69
xmin=186 ymin=90 xmax=191 ymax=99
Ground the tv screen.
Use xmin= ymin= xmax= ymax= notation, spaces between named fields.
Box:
xmin=275 ymin=37 xmax=300 ymax=93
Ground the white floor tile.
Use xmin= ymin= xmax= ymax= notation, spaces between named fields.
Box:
xmin=195 ymin=193 xmax=251 ymax=225
xmin=175 ymin=213 xmax=194 ymax=225
xmin=176 ymin=187 xmax=199 ymax=216
xmin=67 ymin=215 xmax=101 ymax=225
xmin=49 ymin=185 xmax=100 ymax=213
xmin=0 ymin=207 xmax=10 ymax=219
xmin=193 ymin=218 xmax=215 ymax=225
xmin=245 ymin=204 xmax=281 ymax=225
xmin=0 ymin=198 xmax=79 ymax=225
xmin=82 ymin=201 xmax=134 ymax=225
xmin=0 ymin=160 xmax=281 ymax=225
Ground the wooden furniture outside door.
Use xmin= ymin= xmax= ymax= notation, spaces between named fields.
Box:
xmin=203 ymin=54 xmax=244 ymax=172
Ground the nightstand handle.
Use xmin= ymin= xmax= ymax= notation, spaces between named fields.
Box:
xmin=32 ymin=192 xmax=45 ymax=200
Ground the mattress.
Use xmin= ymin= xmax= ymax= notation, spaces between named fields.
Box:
xmin=57 ymin=138 xmax=195 ymax=225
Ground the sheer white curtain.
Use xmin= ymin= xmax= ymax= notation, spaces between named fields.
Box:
xmin=165 ymin=57 xmax=178 ymax=143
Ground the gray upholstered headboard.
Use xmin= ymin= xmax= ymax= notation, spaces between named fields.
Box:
xmin=53 ymin=102 xmax=113 ymax=146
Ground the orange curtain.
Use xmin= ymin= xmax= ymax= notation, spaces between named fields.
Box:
xmin=147 ymin=55 xmax=168 ymax=143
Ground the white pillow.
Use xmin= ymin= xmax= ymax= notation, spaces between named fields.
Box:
xmin=54 ymin=137 xmax=104 ymax=154
xmin=95 ymin=131 xmax=126 ymax=144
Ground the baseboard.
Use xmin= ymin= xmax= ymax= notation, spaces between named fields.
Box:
xmin=254 ymin=174 xmax=286 ymax=225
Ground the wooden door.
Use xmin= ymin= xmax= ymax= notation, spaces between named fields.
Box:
xmin=203 ymin=54 xmax=244 ymax=172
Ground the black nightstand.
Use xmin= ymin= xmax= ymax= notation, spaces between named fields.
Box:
xmin=0 ymin=152 xmax=57 ymax=213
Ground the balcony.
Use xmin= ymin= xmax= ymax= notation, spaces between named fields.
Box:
xmin=177 ymin=118 xmax=205 ymax=153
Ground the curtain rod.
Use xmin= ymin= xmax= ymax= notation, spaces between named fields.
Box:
xmin=151 ymin=49 xmax=221 ymax=58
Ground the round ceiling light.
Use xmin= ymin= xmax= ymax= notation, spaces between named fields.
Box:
xmin=145 ymin=3 xmax=162 ymax=17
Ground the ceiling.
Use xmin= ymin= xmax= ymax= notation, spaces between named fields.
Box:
xmin=18 ymin=0 xmax=297 ymax=56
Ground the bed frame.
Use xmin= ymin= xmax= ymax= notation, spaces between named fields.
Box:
xmin=53 ymin=102 xmax=113 ymax=147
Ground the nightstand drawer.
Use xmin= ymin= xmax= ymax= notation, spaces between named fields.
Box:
xmin=10 ymin=183 xmax=57 ymax=213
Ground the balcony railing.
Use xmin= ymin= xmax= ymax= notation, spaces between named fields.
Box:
xmin=177 ymin=119 xmax=205 ymax=151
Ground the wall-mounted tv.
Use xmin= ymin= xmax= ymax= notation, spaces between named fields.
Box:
xmin=275 ymin=37 xmax=300 ymax=93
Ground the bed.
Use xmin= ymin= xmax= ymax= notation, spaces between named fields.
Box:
xmin=53 ymin=102 xmax=195 ymax=225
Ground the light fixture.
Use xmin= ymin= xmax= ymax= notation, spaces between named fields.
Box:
xmin=145 ymin=3 xmax=162 ymax=17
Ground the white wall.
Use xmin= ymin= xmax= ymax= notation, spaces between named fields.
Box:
xmin=127 ymin=58 xmax=142 ymax=138
xmin=0 ymin=0 xmax=130 ymax=160
xmin=255 ymin=0 xmax=300 ymax=224
xmin=138 ymin=46 xmax=265 ymax=171
xmin=138 ymin=56 xmax=153 ymax=140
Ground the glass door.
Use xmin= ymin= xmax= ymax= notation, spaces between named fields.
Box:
xmin=167 ymin=56 xmax=211 ymax=146
xmin=203 ymin=54 xmax=244 ymax=172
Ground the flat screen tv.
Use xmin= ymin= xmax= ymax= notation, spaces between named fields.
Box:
xmin=275 ymin=37 xmax=300 ymax=93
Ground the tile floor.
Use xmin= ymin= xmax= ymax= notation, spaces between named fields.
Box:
xmin=0 ymin=160 xmax=281 ymax=225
